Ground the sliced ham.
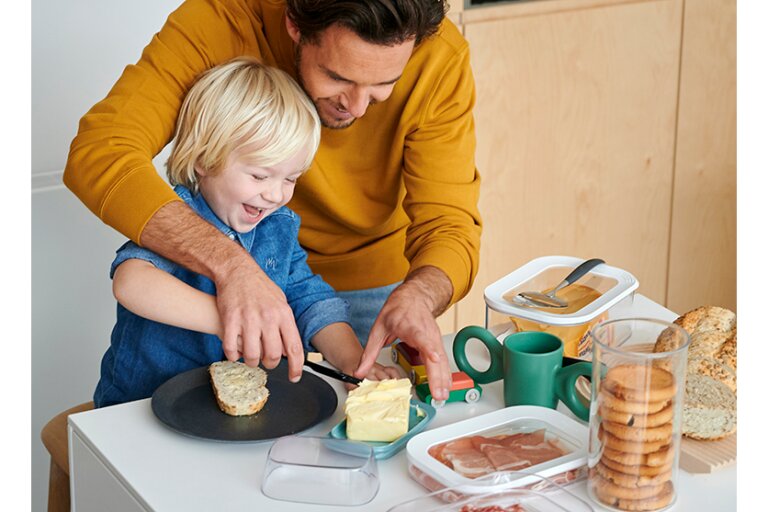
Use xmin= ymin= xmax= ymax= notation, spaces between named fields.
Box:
xmin=430 ymin=429 xmax=571 ymax=479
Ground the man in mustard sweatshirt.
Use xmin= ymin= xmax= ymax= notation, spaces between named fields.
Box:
xmin=64 ymin=0 xmax=481 ymax=401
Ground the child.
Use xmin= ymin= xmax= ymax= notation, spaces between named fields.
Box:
xmin=94 ymin=57 xmax=400 ymax=407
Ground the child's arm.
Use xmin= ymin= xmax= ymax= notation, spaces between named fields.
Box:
xmin=310 ymin=323 xmax=402 ymax=383
xmin=112 ymin=258 xmax=223 ymax=337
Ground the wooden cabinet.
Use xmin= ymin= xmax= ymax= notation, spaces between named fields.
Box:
xmin=667 ymin=0 xmax=736 ymax=313
xmin=436 ymin=0 xmax=735 ymax=332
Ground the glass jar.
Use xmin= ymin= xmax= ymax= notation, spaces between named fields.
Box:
xmin=587 ymin=318 xmax=690 ymax=512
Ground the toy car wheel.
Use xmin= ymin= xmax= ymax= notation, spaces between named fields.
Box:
xmin=391 ymin=347 xmax=399 ymax=364
xmin=464 ymin=388 xmax=480 ymax=403
xmin=409 ymin=368 xmax=417 ymax=385
xmin=430 ymin=398 xmax=445 ymax=409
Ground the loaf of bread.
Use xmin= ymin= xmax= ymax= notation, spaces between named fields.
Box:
xmin=682 ymin=374 xmax=736 ymax=441
xmin=653 ymin=306 xmax=737 ymax=440
xmin=209 ymin=361 xmax=269 ymax=416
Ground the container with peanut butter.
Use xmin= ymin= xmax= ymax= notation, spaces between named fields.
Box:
xmin=484 ymin=256 xmax=639 ymax=359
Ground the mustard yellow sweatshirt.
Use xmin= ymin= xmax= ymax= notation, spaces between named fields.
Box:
xmin=64 ymin=0 xmax=481 ymax=303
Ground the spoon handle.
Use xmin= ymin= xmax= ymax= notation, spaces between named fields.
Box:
xmin=561 ymin=258 xmax=605 ymax=287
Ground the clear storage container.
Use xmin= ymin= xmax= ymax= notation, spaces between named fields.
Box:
xmin=406 ymin=406 xmax=588 ymax=495
xmin=586 ymin=318 xmax=690 ymax=512
xmin=388 ymin=471 xmax=594 ymax=512
xmin=484 ymin=256 xmax=639 ymax=358
xmin=261 ymin=435 xmax=379 ymax=506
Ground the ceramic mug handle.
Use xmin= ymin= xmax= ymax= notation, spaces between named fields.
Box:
xmin=452 ymin=326 xmax=505 ymax=384
xmin=555 ymin=362 xmax=592 ymax=421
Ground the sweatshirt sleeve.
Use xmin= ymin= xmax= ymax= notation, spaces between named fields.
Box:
xmin=402 ymin=42 xmax=482 ymax=304
xmin=62 ymin=0 xmax=255 ymax=244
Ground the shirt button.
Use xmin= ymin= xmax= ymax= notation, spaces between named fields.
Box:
xmin=228 ymin=233 xmax=235 ymax=240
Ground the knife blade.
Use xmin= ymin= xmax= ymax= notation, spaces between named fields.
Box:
xmin=281 ymin=353 xmax=362 ymax=385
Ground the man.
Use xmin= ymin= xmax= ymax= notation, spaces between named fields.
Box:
xmin=64 ymin=0 xmax=481 ymax=401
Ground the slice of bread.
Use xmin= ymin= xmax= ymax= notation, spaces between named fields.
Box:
xmin=209 ymin=361 xmax=269 ymax=416
xmin=683 ymin=373 xmax=736 ymax=440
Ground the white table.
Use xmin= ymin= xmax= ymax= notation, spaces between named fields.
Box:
xmin=68 ymin=294 xmax=736 ymax=511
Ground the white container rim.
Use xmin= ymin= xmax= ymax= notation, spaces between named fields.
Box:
xmin=484 ymin=255 xmax=639 ymax=326
xmin=406 ymin=406 xmax=588 ymax=495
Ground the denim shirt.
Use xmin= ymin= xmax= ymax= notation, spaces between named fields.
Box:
xmin=94 ymin=185 xmax=350 ymax=407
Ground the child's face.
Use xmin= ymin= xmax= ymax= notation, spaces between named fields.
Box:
xmin=197 ymin=145 xmax=309 ymax=233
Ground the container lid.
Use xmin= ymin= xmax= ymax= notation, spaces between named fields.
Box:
xmin=329 ymin=400 xmax=436 ymax=460
xmin=262 ymin=435 xmax=379 ymax=506
xmin=484 ymin=256 xmax=638 ymax=326
xmin=406 ymin=406 xmax=588 ymax=495
xmin=387 ymin=471 xmax=594 ymax=512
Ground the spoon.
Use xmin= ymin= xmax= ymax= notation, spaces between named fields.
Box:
xmin=515 ymin=258 xmax=605 ymax=308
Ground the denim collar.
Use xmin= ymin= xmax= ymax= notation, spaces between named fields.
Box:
xmin=173 ymin=185 xmax=257 ymax=253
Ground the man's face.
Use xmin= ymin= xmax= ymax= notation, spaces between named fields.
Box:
xmin=288 ymin=21 xmax=415 ymax=129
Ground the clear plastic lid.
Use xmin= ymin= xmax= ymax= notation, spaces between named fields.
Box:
xmin=388 ymin=471 xmax=594 ymax=512
xmin=484 ymin=256 xmax=638 ymax=326
xmin=261 ymin=435 xmax=379 ymax=506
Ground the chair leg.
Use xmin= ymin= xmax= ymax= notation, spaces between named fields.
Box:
xmin=47 ymin=459 xmax=70 ymax=512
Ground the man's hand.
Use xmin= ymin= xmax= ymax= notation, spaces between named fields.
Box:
xmin=356 ymin=266 xmax=454 ymax=401
xmin=214 ymin=256 xmax=305 ymax=381
xmin=140 ymin=201 xmax=305 ymax=381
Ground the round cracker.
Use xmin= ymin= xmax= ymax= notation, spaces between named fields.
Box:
xmin=602 ymin=446 xmax=674 ymax=467
xmin=602 ymin=420 xmax=673 ymax=443
xmin=601 ymin=455 xmax=673 ymax=477
xmin=600 ymin=428 xmax=670 ymax=454
xmin=591 ymin=471 xmax=667 ymax=500
xmin=603 ymin=364 xmax=677 ymax=403
xmin=600 ymin=402 xmax=675 ymax=428
xmin=594 ymin=482 xmax=675 ymax=511
xmin=601 ymin=389 xmax=670 ymax=415
xmin=595 ymin=461 xmax=672 ymax=488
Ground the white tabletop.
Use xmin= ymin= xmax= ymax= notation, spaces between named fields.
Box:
xmin=68 ymin=294 xmax=736 ymax=511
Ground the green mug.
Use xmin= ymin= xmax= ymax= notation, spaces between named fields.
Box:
xmin=452 ymin=325 xmax=591 ymax=421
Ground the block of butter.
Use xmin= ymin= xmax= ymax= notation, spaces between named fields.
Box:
xmin=345 ymin=378 xmax=412 ymax=442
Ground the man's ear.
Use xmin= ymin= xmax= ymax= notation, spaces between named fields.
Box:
xmin=285 ymin=14 xmax=301 ymax=44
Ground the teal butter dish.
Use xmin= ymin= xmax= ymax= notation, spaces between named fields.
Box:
xmin=329 ymin=400 xmax=437 ymax=460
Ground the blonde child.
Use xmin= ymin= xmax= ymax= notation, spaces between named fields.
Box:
xmin=94 ymin=57 xmax=399 ymax=407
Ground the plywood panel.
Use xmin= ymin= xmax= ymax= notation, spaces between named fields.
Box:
xmin=457 ymin=0 xmax=683 ymax=328
xmin=667 ymin=0 xmax=736 ymax=313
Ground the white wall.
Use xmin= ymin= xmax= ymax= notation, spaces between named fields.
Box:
xmin=32 ymin=2 xmax=182 ymax=511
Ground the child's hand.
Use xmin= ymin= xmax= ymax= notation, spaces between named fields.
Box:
xmin=341 ymin=362 xmax=404 ymax=391
xmin=362 ymin=362 xmax=403 ymax=381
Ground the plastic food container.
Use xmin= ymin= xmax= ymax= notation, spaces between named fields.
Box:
xmin=587 ymin=319 xmax=690 ymax=512
xmin=329 ymin=400 xmax=437 ymax=459
xmin=387 ymin=471 xmax=594 ymax=512
xmin=406 ymin=406 xmax=588 ymax=496
xmin=484 ymin=256 xmax=639 ymax=358
xmin=261 ymin=435 xmax=379 ymax=506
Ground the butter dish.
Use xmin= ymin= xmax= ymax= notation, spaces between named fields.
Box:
xmin=330 ymin=400 xmax=436 ymax=460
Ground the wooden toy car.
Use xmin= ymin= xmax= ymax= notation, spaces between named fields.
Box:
xmin=415 ymin=371 xmax=482 ymax=407
xmin=391 ymin=342 xmax=428 ymax=385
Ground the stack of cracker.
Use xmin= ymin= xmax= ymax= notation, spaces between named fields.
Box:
xmin=591 ymin=364 xmax=678 ymax=511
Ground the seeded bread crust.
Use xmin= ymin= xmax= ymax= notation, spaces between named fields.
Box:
xmin=209 ymin=361 xmax=269 ymax=416
xmin=653 ymin=305 xmax=737 ymax=440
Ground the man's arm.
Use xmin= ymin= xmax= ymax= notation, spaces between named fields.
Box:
xmin=357 ymin=266 xmax=453 ymax=401
xmin=139 ymin=202 xmax=306 ymax=382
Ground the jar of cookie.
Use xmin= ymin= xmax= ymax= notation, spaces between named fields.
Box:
xmin=587 ymin=318 xmax=690 ymax=512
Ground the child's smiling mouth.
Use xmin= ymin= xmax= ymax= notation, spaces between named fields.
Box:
xmin=243 ymin=204 xmax=265 ymax=222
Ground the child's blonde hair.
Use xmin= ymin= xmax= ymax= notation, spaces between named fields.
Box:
xmin=167 ymin=57 xmax=320 ymax=192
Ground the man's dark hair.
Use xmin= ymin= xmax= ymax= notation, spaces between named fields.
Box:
xmin=285 ymin=0 xmax=448 ymax=46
